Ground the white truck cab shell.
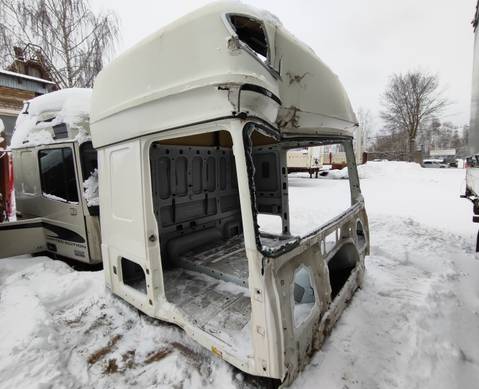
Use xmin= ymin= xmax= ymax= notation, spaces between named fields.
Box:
xmin=91 ymin=2 xmax=368 ymax=384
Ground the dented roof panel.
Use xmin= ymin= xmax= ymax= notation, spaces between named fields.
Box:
xmin=90 ymin=1 xmax=356 ymax=147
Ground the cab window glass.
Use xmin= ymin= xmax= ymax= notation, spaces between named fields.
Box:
xmin=39 ymin=148 xmax=78 ymax=202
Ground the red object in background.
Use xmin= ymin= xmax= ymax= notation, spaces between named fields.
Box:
xmin=0 ymin=151 xmax=13 ymax=221
xmin=7 ymin=153 xmax=14 ymax=217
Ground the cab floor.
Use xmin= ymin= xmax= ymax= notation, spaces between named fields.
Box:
xmin=163 ymin=267 xmax=252 ymax=358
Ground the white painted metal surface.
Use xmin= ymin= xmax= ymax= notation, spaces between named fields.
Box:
xmin=90 ymin=2 xmax=367 ymax=384
xmin=90 ymin=1 xmax=356 ymax=149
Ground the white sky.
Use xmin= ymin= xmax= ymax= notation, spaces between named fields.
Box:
xmin=93 ymin=0 xmax=477 ymax=129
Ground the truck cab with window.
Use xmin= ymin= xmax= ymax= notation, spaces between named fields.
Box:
xmin=90 ymin=2 xmax=369 ymax=384
xmin=0 ymin=89 xmax=101 ymax=264
xmin=464 ymin=1 xmax=479 ymax=248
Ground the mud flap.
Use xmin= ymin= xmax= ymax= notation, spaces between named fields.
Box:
xmin=0 ymin=218 xmax=46 ymax=258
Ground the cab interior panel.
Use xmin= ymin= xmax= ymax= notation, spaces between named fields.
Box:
xmin=150 ymin=133 xmax=246 ymax=283
xmin=150 ymin=131 xmax=252 ymax=356
xmin=149 ymin=133 xmax=245 ymax=279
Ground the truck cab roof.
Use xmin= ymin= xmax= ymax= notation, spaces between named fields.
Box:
xmin=10 ymin=88 xmax=92 ymax=149
xmin=90 ymin=1 xmax=357 ymax=148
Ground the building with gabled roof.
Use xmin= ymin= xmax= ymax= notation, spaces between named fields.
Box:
xmin=0 ymin=69 xmax=56 ymax=146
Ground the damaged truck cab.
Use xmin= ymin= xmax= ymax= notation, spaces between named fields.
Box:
xmin=91 ymin=2 xmax=369 ymax=384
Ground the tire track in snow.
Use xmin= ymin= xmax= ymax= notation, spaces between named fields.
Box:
xmin=293 ymin=215 xmax=479 ymax=389
xmin=0 ymin=257 xmax=241 ymax=389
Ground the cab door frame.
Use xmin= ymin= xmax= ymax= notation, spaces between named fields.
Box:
xmin=35 ymin=142 xmax=91 ymax=262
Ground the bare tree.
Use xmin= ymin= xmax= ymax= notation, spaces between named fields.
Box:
xmin=356 ymin=107 xmax=373 ymax=151
xmin=380 ymin=71 xmax=448 ymax=160
xmin=0 ymin=0 xmax=119 ymax=88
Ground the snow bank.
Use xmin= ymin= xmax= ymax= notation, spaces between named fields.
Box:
xmin=82 ymin=169 xmax=99 ymax=206
xmin=43 ymin=192 xmax=79 ymax=204
xmin=42 ymin=192 xmax=66 ymax=203
xmin=0 ymin=256 xmax=238 ymax=388
xmin=357 ymin=160 xmax=422 ymax=179
xmin=322 ymin=161 xmax=423 ymax=180
xmin=1 ymin=162 xmax=478 ymax=388
xmin=10 ymin=88 xmax=92 ymax=148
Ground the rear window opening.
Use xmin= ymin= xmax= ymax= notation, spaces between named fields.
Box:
xmin=149 ymin=130 xmax=252 ymax=358
xmin=80 ymin=142 xmax=99 ymax=215
xmin=228 ymin=14 xmax=268 ymax=63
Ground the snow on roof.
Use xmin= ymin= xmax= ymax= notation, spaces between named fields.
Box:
xmin=0 ymin=69 xmax=56 ymax=85
xmin=26 ymin=88 xmax=91 ymax=116
xmin=10 ymin=88 xmax=92 ymax=148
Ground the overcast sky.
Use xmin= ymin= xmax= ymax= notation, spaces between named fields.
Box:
xmin=93 ymin=0 xmax=477 ymax=129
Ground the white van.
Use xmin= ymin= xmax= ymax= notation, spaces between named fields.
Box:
xmin=287 ymin=147 xmax=323 ymax=177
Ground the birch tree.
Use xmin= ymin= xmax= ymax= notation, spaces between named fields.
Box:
xmin=356 ymin=107 xmax=373 ymax=151
xmin=380 ymin=71 xmax=447 ymax=161
xmin=0 ymin=0 xmax=119 ymax=88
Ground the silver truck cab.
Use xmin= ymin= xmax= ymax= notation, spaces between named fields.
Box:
xmin=0 ymin=89 xmax=101 ymax=264
xmin=90 ymin=2 xmax=369 ymax=384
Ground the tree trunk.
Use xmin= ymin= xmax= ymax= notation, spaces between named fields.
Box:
xmin=408 ymin=137 xmax=416 ymax=162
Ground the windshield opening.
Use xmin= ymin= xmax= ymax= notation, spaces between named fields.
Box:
xmin=244 ymin=126 xmax=354 ymax=255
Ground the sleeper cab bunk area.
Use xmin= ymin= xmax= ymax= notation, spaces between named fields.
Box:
xmin=0 ymin=89 xmax=101 ymax=265
xmin=108 ymin=122 xmax=369 ymax=382
xmin=90 ymin=2 xmax=370 ymax=384
xmin=142 ymin=126 xmax=369 ymax=358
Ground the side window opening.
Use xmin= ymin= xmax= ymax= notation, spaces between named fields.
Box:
xmin=228 ymin=14 xmax=268 ymax=63
xmin=38 ymin=148 xmax=79 ymax=203
xmin=79 ymin=141 xmax=98 ymax=181
xmin=80 ymin=142 xmax=99 ymax=214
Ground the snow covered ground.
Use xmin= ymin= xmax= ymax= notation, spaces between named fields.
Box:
xmin=1 ymin=162 xmax=478 ymax=388
xmin=293 ymin=163 xmax=479 ymax=389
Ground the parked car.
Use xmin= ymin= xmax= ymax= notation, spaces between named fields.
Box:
xmin=423 ymin=159 xmax=448 ymax=168
xmin=448 ymin=159 xmax=459 ymax=168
